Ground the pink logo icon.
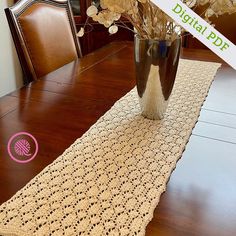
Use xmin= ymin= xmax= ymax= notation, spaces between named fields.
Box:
xmin=7 ymin=132 xmax=38 ymax=164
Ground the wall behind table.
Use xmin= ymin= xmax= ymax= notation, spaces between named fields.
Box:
xmin=0 ymin=0 xmax=23 ymax=98
xmin=185 ymin=9 xmax=236 ymax=49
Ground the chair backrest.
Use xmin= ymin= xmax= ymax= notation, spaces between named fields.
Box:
xmin=5 ymin=0 xmax=82 ymax=82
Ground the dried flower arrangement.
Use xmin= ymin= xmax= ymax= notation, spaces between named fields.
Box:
xmin=77 ymin=0 xmax=236 ymax=42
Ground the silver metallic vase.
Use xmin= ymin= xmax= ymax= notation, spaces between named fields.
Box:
xmin=134 ymin=35 xmax=181 ymax=120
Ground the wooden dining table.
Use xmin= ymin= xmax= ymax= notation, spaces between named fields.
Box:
xmin=0 ymin=41 xmax=236 ymax=236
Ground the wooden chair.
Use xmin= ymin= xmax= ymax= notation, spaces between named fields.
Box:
xmin=5 ymin=0 xmax=82 ymax=83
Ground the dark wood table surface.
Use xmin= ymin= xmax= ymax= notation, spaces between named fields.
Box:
xmin=0 ymin=41 xmax=236 ymax=236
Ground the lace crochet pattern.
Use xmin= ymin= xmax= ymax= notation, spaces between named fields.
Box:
xmin=0 ymin=59 xmax=221 ymax=236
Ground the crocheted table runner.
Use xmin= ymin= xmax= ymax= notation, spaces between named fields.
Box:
xmin=0 ymin=59 xmax=221 ymax=236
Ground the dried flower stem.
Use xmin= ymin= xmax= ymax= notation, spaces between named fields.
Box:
xmin=78 ymin=0 xmax=236 ymax=42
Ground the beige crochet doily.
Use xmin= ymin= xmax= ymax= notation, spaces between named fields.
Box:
xmin=0 ymin=59 xmax=221 ymax=236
